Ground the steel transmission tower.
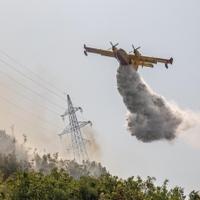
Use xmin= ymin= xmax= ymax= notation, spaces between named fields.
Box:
xmin=59 ymin=94 xmax=92 ymax=162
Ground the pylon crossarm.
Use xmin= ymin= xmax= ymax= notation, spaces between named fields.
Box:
xmin=58 ymin=126 xmax=71 ymax=136
xmin=78 ymin=121 xmax=92 ymax=128
xmin=59 ymin=121 xmax=92 ymax=136
xmin=60 ymin=107 xmax=82 ymax=119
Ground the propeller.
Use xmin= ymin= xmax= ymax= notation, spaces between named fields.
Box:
xmin=129 ymin=44 xmax=141 ymax=53
xmin=107 ymin=41 xmax=119 ymax=50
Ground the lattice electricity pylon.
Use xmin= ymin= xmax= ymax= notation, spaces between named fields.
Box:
xmin=59 ymin=94 xmax=92 ymax=162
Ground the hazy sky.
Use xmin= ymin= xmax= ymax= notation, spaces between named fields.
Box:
xmin=0 ymin=0 xmax=199 ymax=192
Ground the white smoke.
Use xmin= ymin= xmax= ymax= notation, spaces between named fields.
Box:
xmin=117 ymin=65 xmax=200 ymax=143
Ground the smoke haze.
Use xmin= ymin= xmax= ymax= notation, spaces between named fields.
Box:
xmin=0 ymin=130 xmax=106 ymax=178
xmin=117 ymin=65 xmax=200 ymax=143
xmin=82 ymin=126 xmax=101 ymax=161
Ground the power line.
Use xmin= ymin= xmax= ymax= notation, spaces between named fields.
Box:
xmin=0 ymin=50 xmax=67 ymax=135
xmin=0 ymin=68 xmax=65 ymax=110
xmin=0 ymin=79 xmax=60 ymax=116
xmin=0 ymin=93 xmax=62 ymax=130
xmin=0 ymin=101 xmax=58 ymax=136
xmin=0 ymin=49 xmax=64 ymax=95
xmin=0 ymin=57 xmax=66 ymax=101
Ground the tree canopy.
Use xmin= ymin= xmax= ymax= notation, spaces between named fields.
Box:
xmin=0 ymin=169 xmax=199 ymax=200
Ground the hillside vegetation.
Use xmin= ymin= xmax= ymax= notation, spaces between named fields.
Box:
xmin=0 ymin=131 xmax=199 ymax=200
xmin=0 ymin=169 xmax=200 ymax=200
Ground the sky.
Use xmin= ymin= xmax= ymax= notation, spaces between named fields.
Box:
xmin=0 ymin=0 xmax=199 ymax=193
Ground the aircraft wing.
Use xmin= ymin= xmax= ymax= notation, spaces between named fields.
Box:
xmin=84 ymin=44 xmax=114 ymax=57
xmin=129 ymin=54 xmax=173 ymax=68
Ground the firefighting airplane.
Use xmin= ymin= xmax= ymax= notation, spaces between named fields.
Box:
xmin=84 ymin=42 xmax=173 ymax=70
